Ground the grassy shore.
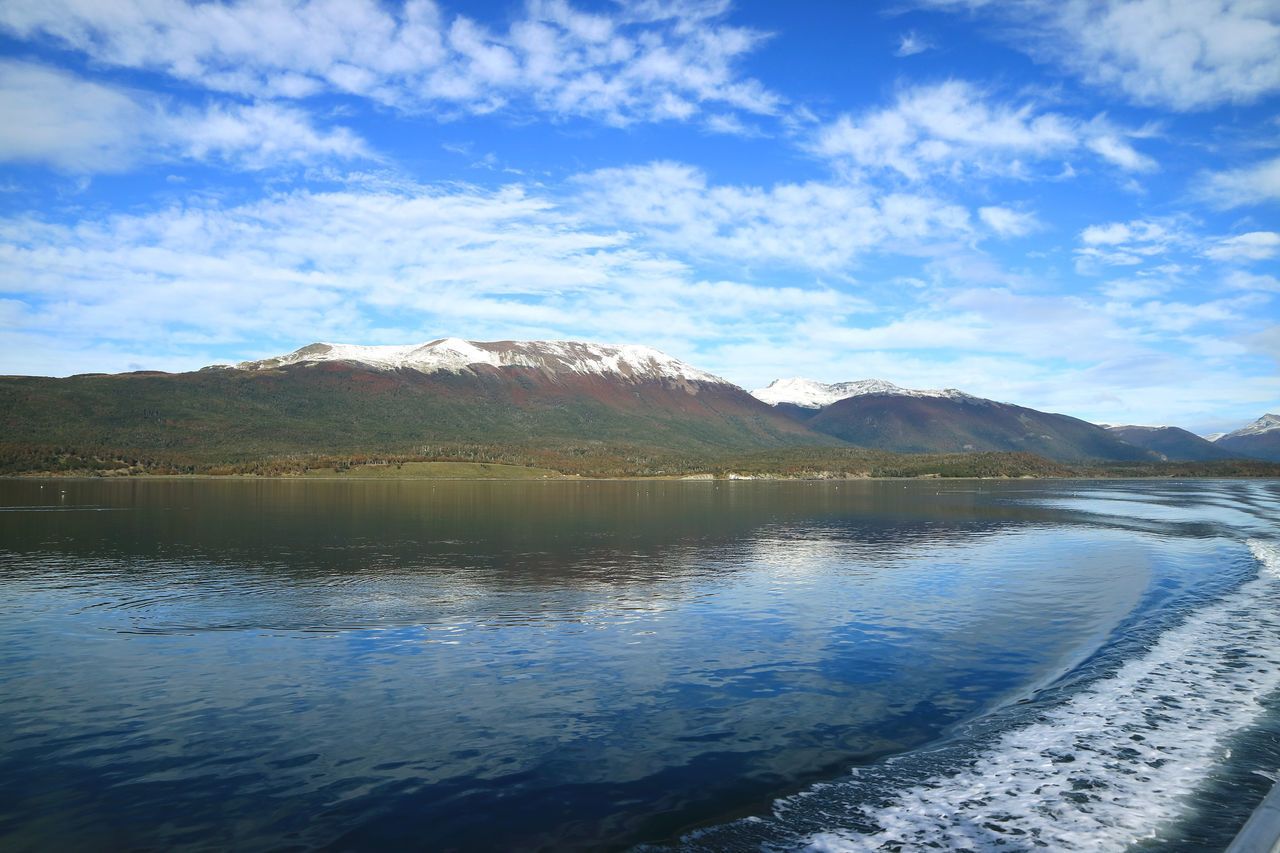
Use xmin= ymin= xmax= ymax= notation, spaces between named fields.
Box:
xmin=7 ymin=446 xmax=1280 ymax=480
xmin=299 ymin=461 xmax=565 ymax=479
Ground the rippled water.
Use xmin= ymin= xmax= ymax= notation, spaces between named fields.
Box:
xmin=1 ymin=478 xmax=1278 ymax=851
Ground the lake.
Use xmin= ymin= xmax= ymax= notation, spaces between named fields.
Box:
xmin=2 ymin=477 xmax=1279 ymax=851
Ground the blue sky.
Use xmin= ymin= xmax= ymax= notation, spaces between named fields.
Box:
xmin=0 ymin=0 xmax=1277 ymax=433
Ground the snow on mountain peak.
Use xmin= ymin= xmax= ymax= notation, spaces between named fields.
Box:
xmin=221 ymin=339 xmax=730 ymax=386
xmin=751 ymin=377 xmax=974 ymax=409
xmin=1225 ymin=413 xmax=1280 ymax=439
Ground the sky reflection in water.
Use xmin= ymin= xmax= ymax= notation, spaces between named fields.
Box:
xmin=0 ymin=478 xmax=1274 ymax=851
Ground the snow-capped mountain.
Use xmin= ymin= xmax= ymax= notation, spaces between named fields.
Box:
xmin=222 ymin=338 xmax=728 ymax=387
xmin=20 ymin=338 xmax=818 ymax=463
xmin=751 ymin=377 xmax=973 ymax=408
xmin=752 ymin=377 xmax=1154 ymax=463
xmin=1214 ymin=413 xmax=1280 ymax=462
xmin=1222 ymin=413 xmax=1280 ymax=439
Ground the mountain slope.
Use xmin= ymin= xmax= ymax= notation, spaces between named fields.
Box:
xmin=0 ymin=340 xmax=836 ymax=468
xmin=1215 ymin=414 xmax=1280 ymax=462
xmin=1104 ymin=425 xmax=1238 ymax=461
xmin=801 ymin=393 xmax=1156 ymax=463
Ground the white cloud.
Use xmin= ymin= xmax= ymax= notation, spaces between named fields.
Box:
xmin=1077 ymin=222 xmax=1280 ymax=286
xmin=1081 ymin=222 xmax=1135 ymax=246
xmin=572 ymin=161 xmax=972 ymax=270
xmin=812 ymin=80 xmax=1155 ymax=181
xmin=811 ymin=292 xmax=1084 ymax=361
xmin=0 ymin=179 xmax=863 ymax=376
xmin=1196 ymin=155 xmax=1280 ymax=208
xmin=0 ymin=0 xmax=781 ymax=127
xmin=1225 ymin=270 xmax=1280 ymax=292
xmin=895 ymin=31 xmax=933 ymax=57
xmin=173 ymin=101 xmax=371 ymax=167
xmin=978 ymin=206 xmax=1039 ymax=237
xmin=1080 ymin=219 xmax=1176 ymax=247
xmin=1100 ymin=278 xmax=1171 ymax=302
xmin=921 ymin=0 xmax=1280 ymax=110
xmin=0 ymin=59 xmax=371 ymax=172
xmin=1103 ymin=294 xmax=1267 ymax=335
xmin=1084 ymin=133 xmax=1157 ymax=172
xmin=1075 ymin=218 xmax=1189 ymax=272
xmin=1204 ymin=231 xmax=1280 ymax=262
xmin=0 ymin=59 xmax=151 ymax=171
xmin=1043 ymin=0 xmax=1280 ymax=110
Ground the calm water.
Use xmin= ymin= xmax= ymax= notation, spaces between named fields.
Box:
xmin=2 ymin=478 xmax=1279 ymax=852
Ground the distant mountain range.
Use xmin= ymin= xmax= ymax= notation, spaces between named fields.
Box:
xmin=1 ymin=339 xmax=1276 ymax=474
xmin=752 ymin=376 xmax=1277 ymax=463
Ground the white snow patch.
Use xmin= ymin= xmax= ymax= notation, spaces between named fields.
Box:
xmin=751 ymin=377 xmax=975 ymax=409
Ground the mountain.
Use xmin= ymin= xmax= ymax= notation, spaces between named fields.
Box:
xmin=1103 ymin=425 xmax=1238 ymax=461
xmin=1215 ymin=414 xmax=1280 ymax=462
xmin=0 ymin=339 xmax=833 ymax=471
xmin=753 ymin=378 xmax=1158 ymax=463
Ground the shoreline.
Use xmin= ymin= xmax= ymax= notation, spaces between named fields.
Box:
xmin=7 ymin=471 xmax=1280 ymax=482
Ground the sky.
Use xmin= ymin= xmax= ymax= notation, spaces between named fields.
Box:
xmin=0 ymin=0 xmax=1277 ymax=433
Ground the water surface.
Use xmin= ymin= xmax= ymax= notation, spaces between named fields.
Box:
xmin=1 ymin=478 xmax=1278 ymax=851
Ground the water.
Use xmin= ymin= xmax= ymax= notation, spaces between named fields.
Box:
xmin=0 ymin=478 xmax=1278 ymax=851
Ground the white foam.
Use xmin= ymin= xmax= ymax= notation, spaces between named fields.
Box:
xmin=795 ymin=540 xmax=1280 ymax=852
xmin=1255 ymin=539 xmax=1280 ymax=576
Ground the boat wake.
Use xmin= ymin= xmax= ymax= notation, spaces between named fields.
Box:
xmin=684 ymin=541 xmax=1280 ymax=852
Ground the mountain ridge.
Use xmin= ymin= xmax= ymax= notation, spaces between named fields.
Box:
xmin=1221 ymin=413 xmax=1280 ymax=439
xmin=0 ymin=338 xmax=832 ymax=476
xmin=218 ymin=338 xmax=728 ymax=387
xmin=797 ymin=392 xmax=1158 ymax=463
xmin=1103 ymin=424 xmax=1237 ymax=462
